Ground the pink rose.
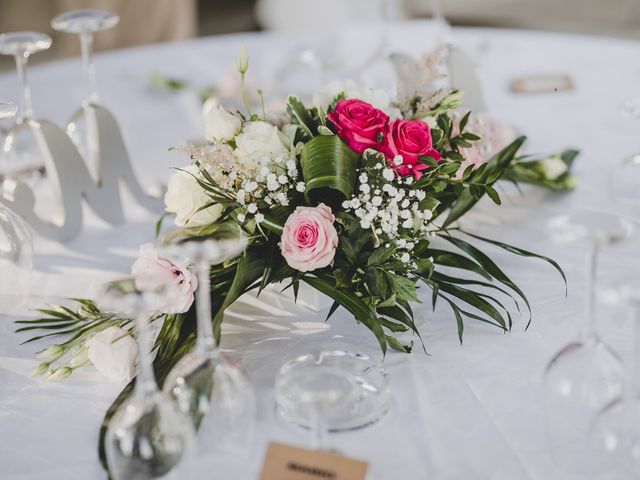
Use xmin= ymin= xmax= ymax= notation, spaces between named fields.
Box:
xmin=131 ymin=244 xmax=198 ymax=314
xmin=453 ymin=110 xmax=516 ymax=179
xmin=279 ymin=204 xmax=338 ymax=272
xmin=327 ymin=99 xmax=389 ymax=154
xmin=382 ymin=119 xmax=441 ymax=179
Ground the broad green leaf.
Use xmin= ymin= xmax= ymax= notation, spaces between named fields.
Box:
xmin=302 ymin=275 xmax=387 ymax=355
xmin=300 ymin=135 xmax=360 ymax=206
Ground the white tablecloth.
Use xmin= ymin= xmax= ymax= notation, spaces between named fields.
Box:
xmin=1 ymin=21 xmax=640 ymax=480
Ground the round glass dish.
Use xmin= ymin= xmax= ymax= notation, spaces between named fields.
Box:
xmin=275 ymin=350 xmax=390 ymax=432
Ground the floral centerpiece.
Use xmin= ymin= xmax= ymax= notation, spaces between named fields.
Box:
xmin=19 ymin=47 xmax=575 ymax=469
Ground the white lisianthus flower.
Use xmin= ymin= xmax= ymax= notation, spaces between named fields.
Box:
xmin=312 ymin=80 xmax=401 ymax=118
xmin=203 ymin=97 xmax=242 ymax=143
xmin=539 ymin=156 xmax=568 ymax=180
xmin=235 ymin=121 xmax=288 ymax=166
xmin=85 ymin=326 xmax=138 ymax=382
xmin=164 ymin=164 xmax=223 ymax=227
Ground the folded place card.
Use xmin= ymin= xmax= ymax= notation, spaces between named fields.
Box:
xmin=260 ymin=442 xmax=368 ymax=480
xmin=510 ymin=74 xmax=574 ymax=94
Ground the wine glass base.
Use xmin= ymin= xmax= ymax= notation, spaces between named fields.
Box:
xmin=275 ymin=350 xmax=391 ymax=432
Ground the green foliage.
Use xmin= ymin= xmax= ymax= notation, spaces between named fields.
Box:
xmin=286 ymin=95 xmax=322 ymax=141
xmin=442 ymin=136 xmax=526 ymax=227
xmin=300 ymin=135 xmax=360 ymax=206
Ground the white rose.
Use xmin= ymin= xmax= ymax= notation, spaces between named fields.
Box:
xmin=164 ymin=164 xmax=223 ymax=227
xmin=85 ymin=326 xmax=138 ymax=382
xmin=203 ymin=97 xmax=242 ymax=143
xmin=540 ymin=156 xmax=568 ymax=180
xmin=235 ymin=121 xmax=287 ymax=165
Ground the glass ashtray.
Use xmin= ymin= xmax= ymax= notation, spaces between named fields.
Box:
xmin=275 ymin=350 xmax=390 ymax=432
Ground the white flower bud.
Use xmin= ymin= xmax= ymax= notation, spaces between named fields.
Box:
xmin=47 ymin=366 xmax=72 ymax=381
xmin=30 ymin=362 xmax=50 ymax=377
xmin=235 ymin=45 xmax=249 ymax=74
xmin=37 ymin=345 xmax=65 ymax=363
xmin=69 ymin=347 xmax=89 ymax=368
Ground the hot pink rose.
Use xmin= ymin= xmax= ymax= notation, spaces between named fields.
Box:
xmin=382 ymin=119 xmax=441 ymax=179
xmin=327 ymin=99 xmax=389 ymax=154
xmin=131 ymin=244 xmax=197 ymax=314
xmin=279 ymin=204 xmax=338 ymax=272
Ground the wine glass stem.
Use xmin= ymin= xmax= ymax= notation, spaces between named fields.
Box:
xmin=80 ymin=32 xmax=99 ymax=104
xmin=134 ymin=312 xmax=158 ymax=396
xmin=431 ymin=0 xmax=445 ymax=23
xmin=14 ymin=52 xmax=33 ymax=121
xmin=195 ymin=259 xmax=216 ymax=354
xmin=583 ymin=242 xmax=600 ymax=341
xmin=310 ymin=403 xmax=325 ymax=450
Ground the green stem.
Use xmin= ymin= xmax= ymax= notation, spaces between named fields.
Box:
xmin=240 ymin=72 xmax=252 ymax=117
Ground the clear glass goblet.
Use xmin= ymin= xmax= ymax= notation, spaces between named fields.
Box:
xmin=159 ymin=238 xmax=255 ymax=470
xmin=609 ymin=98 xmax=640 ymax=213
xmin=0 ymin=101 xmax=17 ymax=121
xmin=0 ymin=100 xmax=33 ymax=314
xmin=591 ymin=285 xmax=640 ymax=474
xmin=262 ymin=0 xmax=392 ymax=93
xmin=0 ymin=101 xmax=17 ymax=138
xmin=0 ymin=32 xmax=51 ymax=181
xmin=542 ymin=210 xmax=634 ymax=473
xmin=51 ymin=9 xmax=119 ymax=177
xmin=101 ymin=280 xmax=195 ymax=480
xmin=275 ymin=350 xmax=390 ymax=452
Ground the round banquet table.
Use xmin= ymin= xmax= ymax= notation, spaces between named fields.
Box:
xmin=1 ymin=20 xmax=640 ymax=480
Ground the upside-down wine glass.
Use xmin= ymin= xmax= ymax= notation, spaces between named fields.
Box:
xmin=102 ymin=280 xmax=194 ymax=480
xmin=160 ymin=238 xmax=255 ymax=470
xmin=262 ymin=0 xmax=394 ymax=94
xmin=0 ymin=101 xmax=17 ymax=137
xmin=591 ymin=285 xmax=640 ymax=474
xmin=542 ymin=210 xmax=633 ymax=473
xmin=0 ymin=101 xmax=33 ymax=314
xmin=0 ymin=31 xmax=52 ymax=180
xmin=275 ymin=350 xmax=390 ymax=457
xmin=51 ymin=9 xmax=119 ymax=178
xmin=609 ymin=98 xmax=640 ymax=215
